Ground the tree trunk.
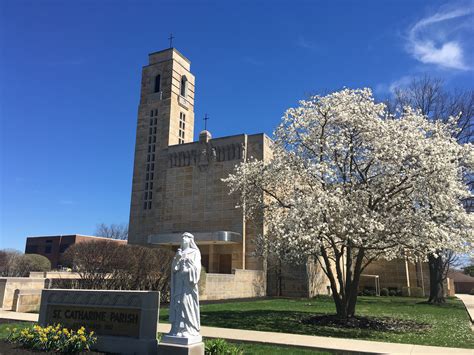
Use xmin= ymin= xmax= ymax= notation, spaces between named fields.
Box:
xmin=427 ymin=253 xmax=445 ymax=304
xmin=320 ymin=246 xmax=365 ymax=320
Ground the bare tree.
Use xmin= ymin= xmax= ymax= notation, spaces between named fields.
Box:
xmin=61 ymin=242 xmax=174 ymax=301
xmin=391 ymin=75 xmax=473 ymax=304
xmin=94 ymin=223 xmax=128 ymax=240
xmin=427 ymin=250 xmax=460 ymax=303
xmin=392 ymin=75 xmax=473 ymax=143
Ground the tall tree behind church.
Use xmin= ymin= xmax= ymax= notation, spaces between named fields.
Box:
xmin=391 ymin=75 xmax=473 ymax=304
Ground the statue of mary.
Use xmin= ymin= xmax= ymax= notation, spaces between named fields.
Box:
xmin=167 ymin=232 xmax=202 ymax=341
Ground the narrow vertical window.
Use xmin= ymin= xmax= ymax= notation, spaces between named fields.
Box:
xmin=180 ymin=76 xmax=187 ymax=97
xmin=154 ymin=75 xmax=161 ymax=93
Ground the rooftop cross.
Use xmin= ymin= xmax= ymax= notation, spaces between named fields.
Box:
xmin=168 ymin=33 xmax=175 ymax=48
xmin=204 ymin=113 xmax=210 ymax=131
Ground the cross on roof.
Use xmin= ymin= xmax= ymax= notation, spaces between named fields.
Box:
xmin=204 ymin=113 xmax=210 ymax=131
xmin=168 ymin=33 xmax=175 ymax=48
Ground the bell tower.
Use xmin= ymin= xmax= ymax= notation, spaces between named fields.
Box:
xmin=129 ymin=48 xmax=195 ymax=244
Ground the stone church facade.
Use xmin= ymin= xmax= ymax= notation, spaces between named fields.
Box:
xmin=128 ymin=47 xmax=445 ymax=299
xmin=128 ymin=48 xmax=273 ymax=277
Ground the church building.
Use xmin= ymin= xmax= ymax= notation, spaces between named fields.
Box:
xmin=127 ymin=47 xmax=450 ymax=299
xmin=127 ymin=47 xmax=272 ymax=277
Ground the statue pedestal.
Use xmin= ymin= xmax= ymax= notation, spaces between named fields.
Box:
xmin=158 ymin=336 xmax=204 ymax=355
xmin=162 ymin=335 xmax=202 ymax=345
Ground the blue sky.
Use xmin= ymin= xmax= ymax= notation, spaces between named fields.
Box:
xmin=1 ymin=0 xmax=473 ymax=251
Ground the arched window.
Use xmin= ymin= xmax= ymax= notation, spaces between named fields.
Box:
xmin=154 ymin=74 xmax=161 ymax=93
xmin=180 ymin=75 xmax=187 ymax=97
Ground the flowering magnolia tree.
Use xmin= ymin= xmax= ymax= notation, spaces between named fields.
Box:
xmin=224 ymin=88 xmax=473 ymax=319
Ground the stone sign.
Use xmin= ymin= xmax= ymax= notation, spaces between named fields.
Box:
xmin=44 ymin=305 xmax=141 ymax=337
xmin=39 ymin=289 xmax=159 ymax=354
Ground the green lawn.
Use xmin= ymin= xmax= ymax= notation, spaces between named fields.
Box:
xmin=0 ymin=321 xmax=31 ymax=339
xmin=0 ymin=323 xmax=327 ymax=355
xmin=159 ymin=296 xmax=474 ymax=348
xmin=236 ymin=342 xmax=329 ymax=354
xmin=1 ymin=296 xmax=472 ymax=350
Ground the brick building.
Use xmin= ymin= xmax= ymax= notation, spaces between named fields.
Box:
xmin=25 ymin=235 xmax=126 ymax=268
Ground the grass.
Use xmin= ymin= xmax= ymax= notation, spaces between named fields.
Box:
xmin=236 ymin=342 xmax=329 ymax=354
xmin=2 ymin=296 xmax=472 ymax=350
xmin=0 ymin=323 xmax=327 ymax=354
xmin=159 ymin=296 xmax=474 ymax=348
xmin=0 ymin=321 xmax=31 ymax=339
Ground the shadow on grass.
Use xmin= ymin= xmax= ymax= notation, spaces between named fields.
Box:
xmin=197 ymin=310 xmax=428 ymax=340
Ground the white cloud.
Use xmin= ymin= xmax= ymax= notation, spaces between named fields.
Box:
xmin=407 ymin=4 xmax=473 ymax=70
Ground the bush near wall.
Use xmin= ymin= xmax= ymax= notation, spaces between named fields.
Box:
xmin=0 ymin=250 xmax=51 ymax=277
xmin=61 ymin=242 xmax=174 ymax=301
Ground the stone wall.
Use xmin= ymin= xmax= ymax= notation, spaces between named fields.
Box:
xmin=201 ymin=269 xmax=265 ymax=301
xmin=0 ymin=277 xmax=46 ymax=310
xmin=360 ymin=259 xmax=430 ymax=295
xmin=13 ymin=289 xmax=42 ymax=313
xmin=29 ymin=271 xmax=81 ymax=279
xmin=267 ymin=258 xmax=331 ymax=298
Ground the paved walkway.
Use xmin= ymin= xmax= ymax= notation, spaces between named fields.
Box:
xmin=1 ymin=309 xmax=472 ymax=354
xmin=457 ymin=294 xmax=474 ymax=324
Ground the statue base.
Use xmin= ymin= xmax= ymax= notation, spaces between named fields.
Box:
xmin=158 ymin=340 xmax=204 ymax=355
xmin=162 ymin=334 xmax=202 ymax=345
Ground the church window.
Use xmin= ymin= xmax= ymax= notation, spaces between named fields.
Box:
xmin=180 ymin=76 xmax=188 ymax=97
xmin=153 ymin=127 xmax=157 ymax=134
xmin=178 ymin=112 xmax=186 ymax=144
xmin=150 ymin=110 xmax=154 ymax=117
xmin=154 ymin=118 xmax=157 ymax=125
xmin=154 ymin=109 xmax=158 ymax=116
xmin=150 ymin=172 xmax=154 ymax=180
xmin=152 ymin=145 xmax=155 ymax=152
xmin=154 ymin=75 xmax=161 ymax=93
xmin=148 ymin=201 xmax=152 ymax=209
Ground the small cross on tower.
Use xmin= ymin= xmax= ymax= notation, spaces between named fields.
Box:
xmin=203 ymin=113 xmax=210 ymax=131
xmin=168 ymin=33 xmax=175 ymax=48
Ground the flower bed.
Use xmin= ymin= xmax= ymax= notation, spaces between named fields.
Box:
xmin=7 ymin=324 xmax=96 ymax=353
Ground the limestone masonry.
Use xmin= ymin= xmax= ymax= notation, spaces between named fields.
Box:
xmin=128 ymin=48 xmax=271 ymax=276
xmin=127 ymin=47 xmax=446 ymax=298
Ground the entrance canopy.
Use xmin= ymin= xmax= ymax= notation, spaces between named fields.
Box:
xmin=148 ymin=231 xmax=242 ymax=246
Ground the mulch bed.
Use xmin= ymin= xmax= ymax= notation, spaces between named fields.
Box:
xmin=0 ymin=341 xmax=105 ymax=354
xmin=301 ymin=314 xmax=430 ymax=332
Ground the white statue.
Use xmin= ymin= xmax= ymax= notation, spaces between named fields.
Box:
xmin=168 ymin=232 xmax=201 ymax=339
